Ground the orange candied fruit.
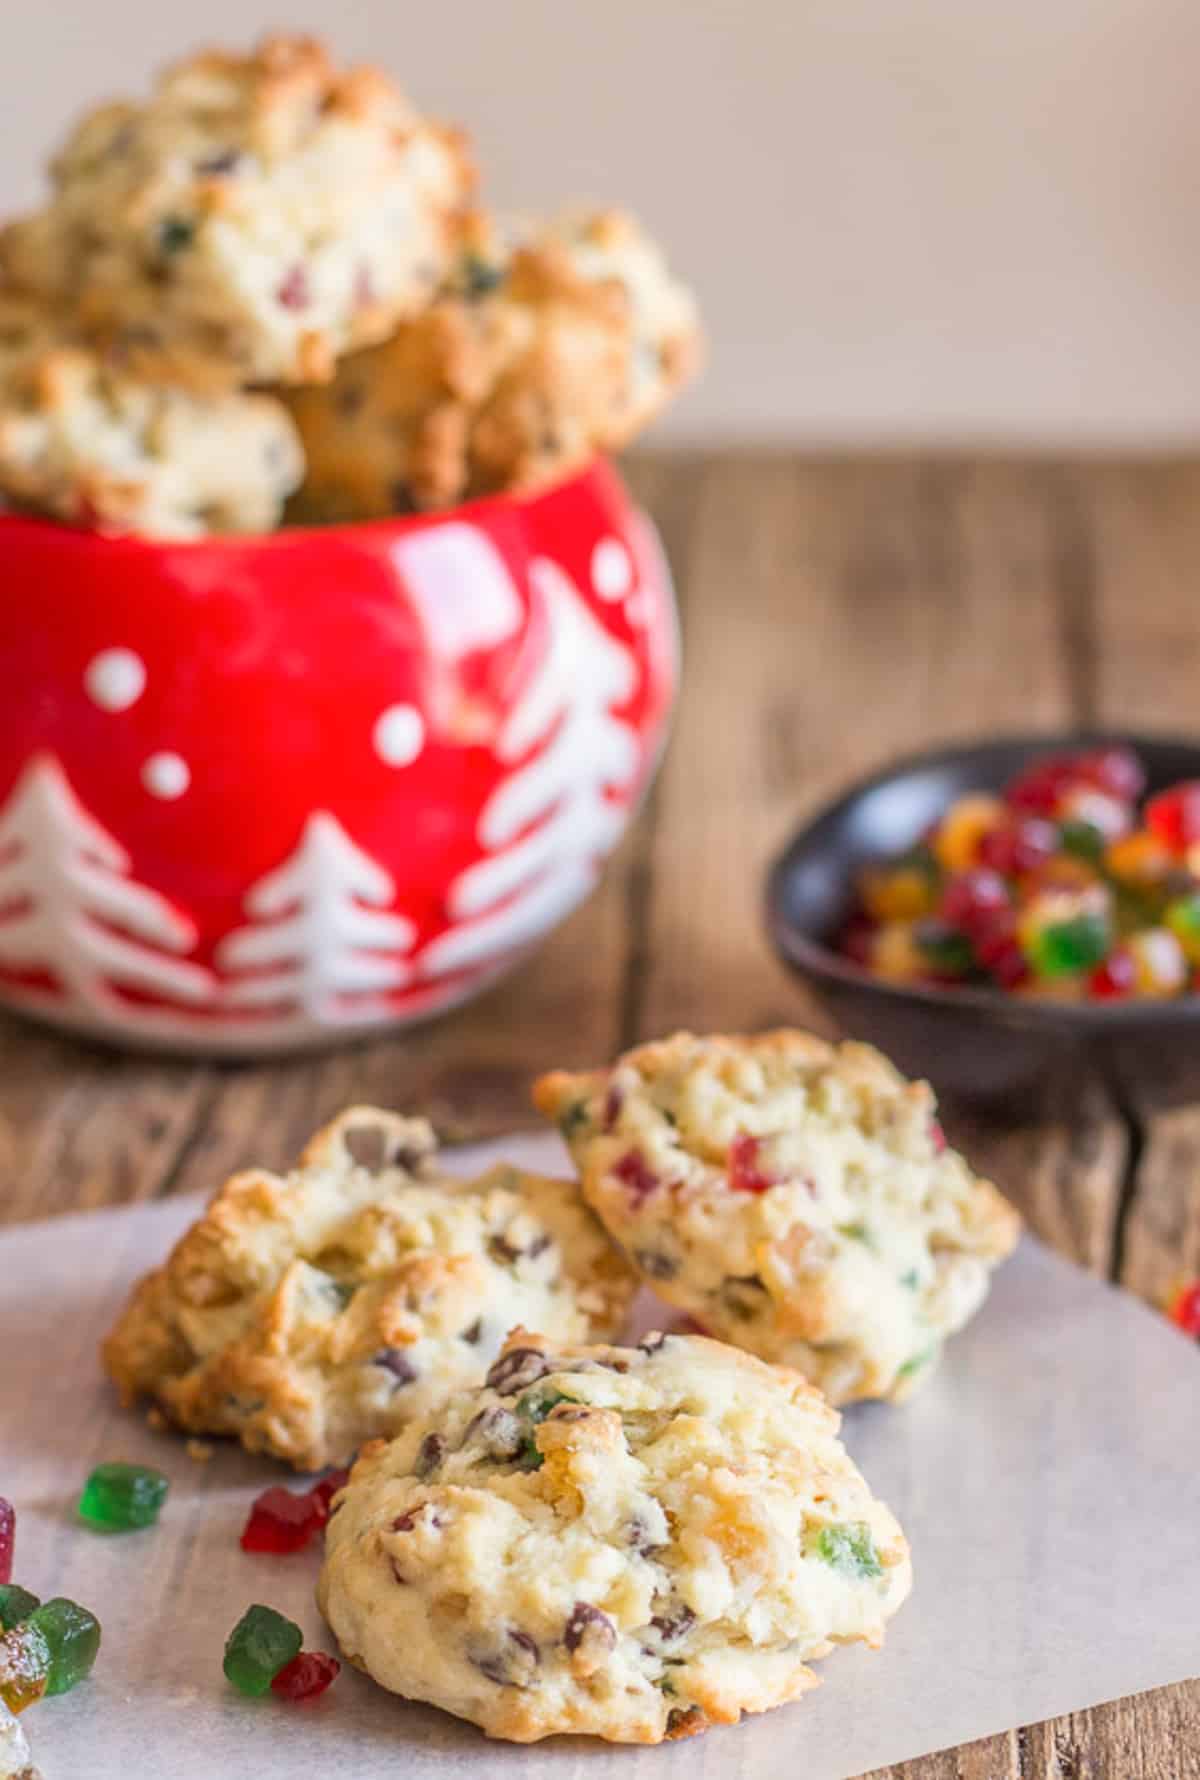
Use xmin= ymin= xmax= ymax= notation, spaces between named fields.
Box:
xmin=931 ymin=794 xmax=1007 ymax=873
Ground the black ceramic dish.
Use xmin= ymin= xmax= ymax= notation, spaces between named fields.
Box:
xmin=766 ymin=733 xmax=1200 ymax=1106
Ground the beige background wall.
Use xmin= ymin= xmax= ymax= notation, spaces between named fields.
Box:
xmin=5 ymin=0 xmax=1200 ymax=445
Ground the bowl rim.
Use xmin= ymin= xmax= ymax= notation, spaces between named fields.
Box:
xmin=765 ymin=727 xmax=1200 ymax=1033
xmin=0 ymin=455 xmax=614 ymax=555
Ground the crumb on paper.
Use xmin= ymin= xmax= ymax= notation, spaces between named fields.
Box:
xmin=186 ymin=1439 xmax=214 ymax=1463
xmin=146 ymin=1407 xmax=168 ymax=1432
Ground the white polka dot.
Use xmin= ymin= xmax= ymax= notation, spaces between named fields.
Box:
xmin=374 ymin=704 xmax=425 ymax=767
xmin=591 ymin=537 xmax=633 ymax=601
xmin=85 ymin=648 xmax=146 ymax=712
xmin=142 ymin=752 xmax=190 ymax=800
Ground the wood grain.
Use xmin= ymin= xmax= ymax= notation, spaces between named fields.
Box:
xmin=1 ymin=451 xmax=1196 ymax=1775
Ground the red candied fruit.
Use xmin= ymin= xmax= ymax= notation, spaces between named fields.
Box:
xmin=613 ymin=1151 xmax=660 ymax=1204
xmin=241 ymin=1486 xmax=325 ymax=1556
xmin=270 ymin=1651 xmax=341 ymax=1702
xmin=977 ymin=817 xmax=1058 ymax=878
xmin=939 ymin=869 xmax=1010 ymax=935
xmin=1078 ymin=745 xmax=1145 ymax=803
xmin=1146 ymin=782 xmax=1200 ymax=854
xmin=1004 ymin=755 xmax=1081 ymax=816
xmin=1089 ymin=948 xmax=1137 ymax=1000
xmin=929 ymin=1120 xmax=947 ymax=1155
xmin=1168 ymin=1279 xmax=1200 ymax=1337
xmin=974 ymin=914 xmax=1030 ymax=989
xmin=0 ymin=1498 xmax=13 ymax=1585
xmin=728 ymin=1132 xmax=776 ymax=1194
xmin=309 ymin=1469 xmax=350 ymax=1521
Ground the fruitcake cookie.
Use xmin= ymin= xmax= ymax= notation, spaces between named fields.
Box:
xmin=317 ymin=1328 xmax=911 ymax=1743
xmin=534 ymin=1031 xmax=1021 ymax=1405
xmin=1 ymin=35 xmax=472 ymax=386
xmin=0 ymin=292 xmax=303 ymax=537
xmin=284 ymin=206 xmax=701 ymax=519
xmin=103 ymin=1108 xmax=635 ymax=1470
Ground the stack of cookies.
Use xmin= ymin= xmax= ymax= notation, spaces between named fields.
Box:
xmin=104 ymin=1027 xmax=1019 ymax=1744
xmin=0 ymin=34 xmax=702 ymax=540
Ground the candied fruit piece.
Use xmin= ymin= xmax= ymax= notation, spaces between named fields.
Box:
xmin=0 ymin=1589 xmax=38 ymax=1634
xmin=805 ymin=1520 xmax=883 ymax=1578
xmin=1165 ymin=893 xmax=1200 ymax=964
xmin=728 ymin=1132 xmax=776 ymax=1194
xmin=241 ymin=1487 xmax=324 ymax=1556
xmin=1025 ymin=911 xmax=1110 ymax=982
xmin=840 ymin=913 xmax=876 ymax=967
xmin=870 ymin=920 xmax=926 ymax=982
xmin=0 ymin=1504 xmax=12 ymax=1587
xmin=30 ymin=1599 xmax=101 ymax=1697
xmin=977 ymin=816 xmax=1057 ymax=878
xmin=939 ymin=869 xmax=1010 ymax=935
xmin=1078 ymin=744 xmax=1145 ymax=802
xmin=860 ymin=857 xmax=937 ymax=921
xmin=1124 ymin=928 xmax=1187 ymax=998
xmin=223 ymin=1605 xmax=303 ymax=1697
xmin=270 ymin=1650 xmax=340 ymax=1701
xmin=0 ymin=1621 xmax=49 ymax=1713
xmin=79 ymin=1462 xmax=168 ymax=1532
xmin=1105 ymin=829 xmax=1175 ymax=887
xmin=974 ymin=912 xmax=1030 ymax=989
xmin=613 ymin=1151 xmax=660 ymax=1204
xmin=1088 ymin=947 xmax=1137 ymax=1000
xmin=1005 ymin=754 xmax=1081 ymax=817
xmin=932 ymin=795 xmax=1006 ymax=872
xmin=912 ymin=918 xmax=974 ymax=977
xmin=1168 ymin=1279 xmax=1200 ymax=1337
xmin=1057 ymin=819 xmax=1106 ymax=862
xmin=1058 ymin=786 xmax=1130 ymax=844
xmin=309 ymin=1469 xmax=351 ymax=1522
xmin=1146 ymin=782 xmax=1200 ymax=854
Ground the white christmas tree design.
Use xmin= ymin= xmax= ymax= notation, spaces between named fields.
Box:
xmin=420 ymin=557 xmax=641 ymax=979
xmin=217 ymin=812 xmax=416 ymax=1023
xmin=0 ymin=754 xmax=212 ymax=1010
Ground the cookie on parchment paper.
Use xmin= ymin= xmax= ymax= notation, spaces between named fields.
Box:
xmin=318 ymin=1326 xmax=911 ymax=1743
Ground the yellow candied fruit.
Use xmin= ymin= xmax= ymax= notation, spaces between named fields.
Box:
xmin=932 ymin=795 xmax=1007 ymax=873
xmin=1125 ymin=928 xmax=1187 ymax=998
xmin=860 ymin=865 xmax=937 ymax=922
xmin=1033 ymin=854 xmax=1100 ymax=893
xmin=870 ymin=921 xmax=926 ymax=982
xmin=1105 ymin=830 xmax=1174 ymax=886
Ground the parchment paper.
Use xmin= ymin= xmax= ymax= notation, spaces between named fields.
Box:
xmin=2 ymin=1131 xmax=1198 ymax=1780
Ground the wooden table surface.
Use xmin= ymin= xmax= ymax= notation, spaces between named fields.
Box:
xmin=3 ymin=451 xmax=1198 ymax=1778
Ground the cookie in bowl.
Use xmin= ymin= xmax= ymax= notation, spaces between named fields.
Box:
xmin=284 ymin=206 xmax=702 ymax=519
xmin=1 ymin=34 xmax=473 ymax=387
xmin=534 ymin=1030 xmax=1020 ymax=1405
xmin=0 ymin=292 xmax=303 ymax=537
xmin=103 ymin=1107 xmax=635 ymax=1470
xmin=317 ymin=1327 xmax=911 ymax=1743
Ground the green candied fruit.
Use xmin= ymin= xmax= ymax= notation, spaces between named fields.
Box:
xmin=223 ymin=1605 xmax=302 ymax=1697
xmin=836 ymin=1221 xmax=871 ymax=1245
xmin=806 ymin=1521 xmax=883 ymax=1579
xmin=29 ymin=1598 xmax=101 ymax=1696
xmin=1058 ymin=820 xmax=1105 ymax=862
xmin=897 ymin=1344 xmax=936 ymax=1380
xmin=913 ymin=920 xmax=974 ymax=976
xmin=1026 ymin=912 xmax=1109 ymax=978
xmin=79 ymin=1462 xmax=169 ymax=1532
xmin=0 ymin=1587 xmax=38 ymax=1633
xmin=0 ymin=1620 xmax=50 ymax=1713
xmin=558 ymin=1100 xmax=591 ymax=1140
xmin=514 ymin=1388 xmax=576 ymax=1470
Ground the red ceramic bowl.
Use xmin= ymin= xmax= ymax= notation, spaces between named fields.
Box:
xmin=0 ymin=459 xmax=677 ymax=1054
